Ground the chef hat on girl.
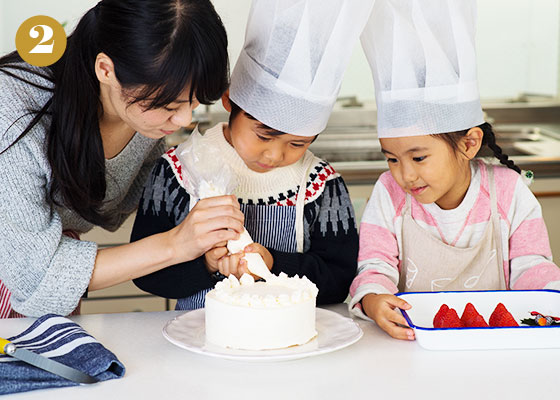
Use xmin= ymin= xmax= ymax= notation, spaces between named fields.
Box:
xmin=361 ymin=0 xmax=484 ymax=138
xmin=229 ymin=0 xmax=375 ymax=137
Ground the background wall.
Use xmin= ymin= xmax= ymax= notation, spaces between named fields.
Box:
xmin=1 ymin=0 xmax=559 ymax=103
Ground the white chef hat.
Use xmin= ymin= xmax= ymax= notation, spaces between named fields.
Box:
xmin=229 ymin=0 xmax=375 ymax=137
xmin=361 ymin=0 xmax=484 ymax=138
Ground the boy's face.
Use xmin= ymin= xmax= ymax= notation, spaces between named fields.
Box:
xmin=224 ymin=111 xmax=316 ymax=173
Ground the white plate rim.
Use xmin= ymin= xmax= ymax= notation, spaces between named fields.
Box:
xmin=162 ymin=308 xmax=363 ymax=362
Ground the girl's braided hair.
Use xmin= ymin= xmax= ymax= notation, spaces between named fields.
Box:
xmin=435 ymin=122 xmax=521 ymax=173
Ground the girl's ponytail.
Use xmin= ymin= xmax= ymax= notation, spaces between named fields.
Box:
xmin=479 ymin=122 xmax=521 ymax=174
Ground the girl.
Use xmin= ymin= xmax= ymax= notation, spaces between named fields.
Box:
xmin=350 ymin=0 xmax=560 ymax=340
xmin=0 ymin=0 xmax=244 ymax=318
xmin=130 ymin=0 xmax=374 ymax=310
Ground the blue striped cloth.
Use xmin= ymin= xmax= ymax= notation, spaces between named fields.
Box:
xmin=0 ymin=314 xmax=125 ymax=395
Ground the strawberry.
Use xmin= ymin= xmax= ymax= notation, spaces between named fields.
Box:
xmin=489 ymin=303 xmax=519 ymax=327
xmin=460 ymin=302 xmax=489 ymax=327
xmin=440 ymin=308 xmax=463 ymax=328
xmin=433 ymin=304 xmax=449 ymax=328
xmin=460 ymin=302 xmax=480 ymax=326
xmin=433 ymin=305 xmax=463 ymax=328
xmin=468 ymin=314 xmax=489 ymax=328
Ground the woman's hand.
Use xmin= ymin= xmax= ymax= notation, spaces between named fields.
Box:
xmin=203 ymin=242 xmax=228 ymax=274
xmin=168 ymin=195 xmax=244 ymax=264
xmin=361 ymin=293 xmax=415 ymax=341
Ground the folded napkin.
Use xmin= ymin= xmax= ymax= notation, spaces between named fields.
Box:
xmin=0 ymin=314 xmax=125 ymax=395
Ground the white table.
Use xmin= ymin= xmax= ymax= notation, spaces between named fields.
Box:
xmin=1 ymin=304 xmax=557 ymax=399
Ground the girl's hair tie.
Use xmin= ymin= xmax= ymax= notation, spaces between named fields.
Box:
xmin=521 ymin=170 xmax=534 ymax=186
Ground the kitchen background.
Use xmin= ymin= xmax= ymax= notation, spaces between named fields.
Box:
xmin=1 ymin=0 xmax=559 ymax=313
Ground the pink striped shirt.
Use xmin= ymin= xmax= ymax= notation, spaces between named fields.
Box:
xmin=350 ymin=161 xmax=560 ymax=317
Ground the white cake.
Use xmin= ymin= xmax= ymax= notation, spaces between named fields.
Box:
xmin=205 ymin=273 xmax=318 ymax=350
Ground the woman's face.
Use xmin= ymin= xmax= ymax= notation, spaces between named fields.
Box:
xmin=96 ymin=52 xmax=201 ymax=140
xmin=380 ymin=134 xmax=471 ymax=210
xmin=106 ymin=84 xmax=200 ymax=140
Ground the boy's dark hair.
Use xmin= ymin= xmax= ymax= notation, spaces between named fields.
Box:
xmin=435 ymin=122 xmax=521 ymax=173
xmin=0 ymin=0 xmax=229 ymax=225
xmin=228 ymin=99 xmax=318 ymax=142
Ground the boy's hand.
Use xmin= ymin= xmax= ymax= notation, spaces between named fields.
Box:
xmin=361 ymin=293 xmax=415 ymax=341
xmin=243 ymin=243 xmax=273 ymax=272
xmin=203 ymin=242 xmax=228 ymax=274
xmin=217 ymin=243 xmax=273 ymax=280
xmin=217 ymin=252 xmax=246 ymax=279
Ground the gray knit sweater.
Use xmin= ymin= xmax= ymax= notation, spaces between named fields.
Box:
xmin=0 ymin=66 xmax=165 ymax=317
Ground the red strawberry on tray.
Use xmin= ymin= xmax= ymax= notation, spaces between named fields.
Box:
xmin=433 ymin=304 xmax=449 ymax=328
xmin=460 ymin=303 xmax=489 ymax=328
xmin=433 ymin=304 xmax=463 ymax=328
xmin=489 ymin=303 xmax=518 ymax=327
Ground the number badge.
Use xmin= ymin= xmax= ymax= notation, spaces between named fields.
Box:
xmin=15 ymin=15 xmax=67 ymax=67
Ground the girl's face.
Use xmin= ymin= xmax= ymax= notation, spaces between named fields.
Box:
xmin=380 ymin=135 xmax=472 ymax=210
xmin=224 ymin=112 xmax=315 ymax=173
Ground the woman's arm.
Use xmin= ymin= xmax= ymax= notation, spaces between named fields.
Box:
xmin=0 ymin=134 xmax=96 ymax=316
xmin=91 ymin=192 xmax=243 ymax=291
xmin=0 ymin=136 xmax=242 ymax=316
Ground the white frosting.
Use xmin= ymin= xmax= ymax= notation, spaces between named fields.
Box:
xmin=242 ymin=253 xmax=274 ymax=281
xmin=227 ymin=228 xmax=273 ymax=280
xmin=227 ymin=228 xmax=253 ymax=254
xmin=205 ymin=273 xmax=318 ymax=350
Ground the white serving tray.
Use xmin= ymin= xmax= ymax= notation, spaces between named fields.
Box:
xmin=397 ymin=290 xmax=560 ymax=351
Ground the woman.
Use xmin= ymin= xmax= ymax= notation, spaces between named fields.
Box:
xmin=0 ymin=0 xmax=244 ymax=318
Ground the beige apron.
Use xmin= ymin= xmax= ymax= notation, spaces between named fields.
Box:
xmin=399 ymin=164 xmax=507 ymax=292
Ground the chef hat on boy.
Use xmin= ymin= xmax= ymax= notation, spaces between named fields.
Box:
xmin=361 ymin=0 xmax=484 ymax=138
xmin=229 ymin=0 xmax=375 ymax=137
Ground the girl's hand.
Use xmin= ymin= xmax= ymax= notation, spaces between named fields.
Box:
xmin=217 ymin=253 xmax=245 ymax=279
xmin=168 ymin=195 xmax=244 ymax=264
xmin=361 ymin=293 xmax=415 ymax=341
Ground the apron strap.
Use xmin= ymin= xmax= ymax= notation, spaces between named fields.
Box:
xmin=485 ymin=162 xmax=507 ymax=288
xmin=295 ymin=152 xmax=315 ymax=253
xmin=487 ymin=162 xmax=498 ymax=216
xmin=403 ymin=191 xmax=411 ymax=216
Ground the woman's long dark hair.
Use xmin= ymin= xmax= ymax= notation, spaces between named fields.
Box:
xmin=436 ymin=122 xmax=521 ymax=174
xmin=0 ymin=0 xmax=229 ymax=225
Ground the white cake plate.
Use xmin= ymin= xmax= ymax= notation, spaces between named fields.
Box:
xmin=162 ymin=308 xmax=363 ymax=362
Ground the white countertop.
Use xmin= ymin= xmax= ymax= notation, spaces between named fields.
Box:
xmin=1 ymin=304 xmax=557 ymax=399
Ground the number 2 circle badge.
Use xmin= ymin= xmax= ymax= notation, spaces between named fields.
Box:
xmin=15 ymin=15 xmax=67 ymax=67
